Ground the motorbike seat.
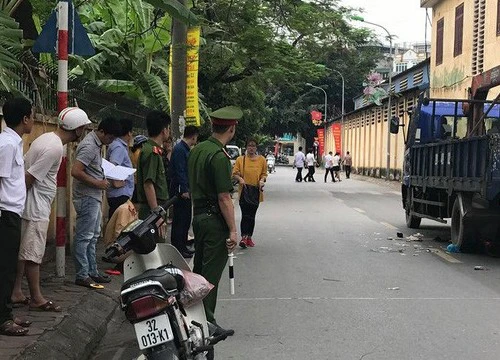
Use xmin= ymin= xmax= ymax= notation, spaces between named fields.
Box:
xmin=121 ymin=268 xmax=179 ymax=293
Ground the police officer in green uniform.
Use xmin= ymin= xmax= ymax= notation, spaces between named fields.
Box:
xmin=137 ymin=110 xmax=171 ymax=220
xmin=188 ymin=106 xmax=241 ymax=336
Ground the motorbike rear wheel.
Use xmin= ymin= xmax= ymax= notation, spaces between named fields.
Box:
xmin=146 ymin=342 xmax=180 ymax=360
xmin=206 ymin=349 xmax=214 ymax=360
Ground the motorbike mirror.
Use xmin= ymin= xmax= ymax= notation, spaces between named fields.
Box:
xmin=390 ymin=116 xmax=400 ymax=134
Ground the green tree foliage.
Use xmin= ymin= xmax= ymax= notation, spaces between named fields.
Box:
xmin=195 ymin=0 xmax=380 ymax=143
xmin=0 ymin=9 xmax=24 ymax=94
xmin=67 ymin=0 xmax=180 ymax=112
xmin=29 ymin=0 xmax=55 ymax=24
xmin=27 ymin=0 xmax=379 ymax=145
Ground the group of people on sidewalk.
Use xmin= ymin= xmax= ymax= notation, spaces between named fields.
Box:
xmin=0 ymin=99 xmax=91 ymax=336
xmin=0 ymin=99 xmax=264 ymax=339
xmin=293 ymin=147 xmax=353 ymax=183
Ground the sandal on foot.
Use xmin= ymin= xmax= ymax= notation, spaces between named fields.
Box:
xmin=11 ymin=297 xmax=30 ymax=308
xmin=0 ymin=320 xmax=29 ymax=336
xmin=14 ymin=317 xmax=32 ymax=327
xmin=29 ymin=300 xmax=62 ymax=312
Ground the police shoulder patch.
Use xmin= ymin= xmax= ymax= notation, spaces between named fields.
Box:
xmin=152 ymin=146 xmax=163 ymax=155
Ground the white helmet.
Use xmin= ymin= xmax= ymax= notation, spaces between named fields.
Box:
xmin=58 ymin=107 xmax=92 ymax=130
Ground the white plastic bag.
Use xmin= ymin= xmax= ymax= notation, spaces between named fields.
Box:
xmin=179 ymin=270 xmax=214 ymax=308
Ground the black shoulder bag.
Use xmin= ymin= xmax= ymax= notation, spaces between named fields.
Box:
xmin=239 ymin=156 xmax=260 ymax=206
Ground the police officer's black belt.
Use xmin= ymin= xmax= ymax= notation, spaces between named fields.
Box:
xmin=193 ymin=204 xmax=220 ymax=216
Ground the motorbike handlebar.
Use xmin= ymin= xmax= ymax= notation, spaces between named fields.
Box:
xmin=104 ymin=196 xmax=179 ymax=258
xmin=157 ymin=196 xmax=179 ymax=214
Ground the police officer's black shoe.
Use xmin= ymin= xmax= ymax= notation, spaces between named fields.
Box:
xmin=208 ymin=322 xmax=235 ymax=337
xmin=181 ymin=251 xmax=194 ymax=258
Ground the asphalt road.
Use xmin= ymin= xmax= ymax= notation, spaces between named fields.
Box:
xmin=91 ymin=167 xmax=500 ymax=360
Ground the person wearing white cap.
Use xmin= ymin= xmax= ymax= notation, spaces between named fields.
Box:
xmin=11 ymin=107 xmax=91 ymax=312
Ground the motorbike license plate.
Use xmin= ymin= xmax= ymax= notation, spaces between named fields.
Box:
xmin=134 ymin=314 xmax=174 ymax=350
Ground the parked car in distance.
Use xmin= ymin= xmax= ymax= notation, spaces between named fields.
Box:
xmin=226 ymin=144 xmax=241 ymax=167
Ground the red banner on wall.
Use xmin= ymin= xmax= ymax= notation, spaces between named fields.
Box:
xmin=332 ymin=123 xmax=342 ymax=155
xmin=317 ymin=128 xmax=325 ymax=156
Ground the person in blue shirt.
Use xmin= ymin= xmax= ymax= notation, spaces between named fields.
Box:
xmin=169 ymin=125 xmax=199 ymax=257
xmin=106 ymin=118 xmax=135 ymax=219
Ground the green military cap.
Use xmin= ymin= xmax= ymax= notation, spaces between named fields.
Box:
xmin=209 ymin=106 xmax=243 ymax=125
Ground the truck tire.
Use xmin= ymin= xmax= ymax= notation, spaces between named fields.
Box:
xmin=450 ymin=196 xmax=475 ymax=252
xmin=405 ymin=189 xmax=421 ymax=229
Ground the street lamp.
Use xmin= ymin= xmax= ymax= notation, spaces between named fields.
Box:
xmin=331 ymin=69 xmax=345 ymax=155
xmin=305 ymin=83 xmax=327 ymax=157
xmin=352 ymin=15 xmax=394 ymax=180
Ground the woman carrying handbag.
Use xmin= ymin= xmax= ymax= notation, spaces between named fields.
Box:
xmin=232 ymin=138 xmax=267 ymax=248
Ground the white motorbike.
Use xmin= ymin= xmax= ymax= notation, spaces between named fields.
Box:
xmin=266 ymin=155 xmax=275 ymax=173
xmin=105 ymin=198 xmax=226 ymax=359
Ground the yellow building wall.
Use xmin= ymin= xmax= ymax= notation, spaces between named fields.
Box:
xmin=430 ymin=0 xmax=500 ymax=99
xmin=483 ymin=0 xmax=500 ymax=72
xmin=329 ymin=90 xmax=421 ymax=180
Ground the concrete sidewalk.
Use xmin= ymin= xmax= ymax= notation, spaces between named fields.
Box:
xmin=1 ymin=243 xmax=122 ymax=360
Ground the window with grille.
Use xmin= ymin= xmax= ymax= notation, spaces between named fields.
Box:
xmin=399 ymin=78 xmax=408 ymax=92
xmin=396 ymin=62 xmax=408 ymax=73
xmin=454 ymin=3 xmax=464 ymax=57
xmin=399 ymin=101 xmax=405 ymax=117
xmin=472 ymin=0 xmax=486 ymax=75
xmin=436 ymin=18 xmax=444 ymax=66
xmin=413 ymin=70 xmax=424 ymax=86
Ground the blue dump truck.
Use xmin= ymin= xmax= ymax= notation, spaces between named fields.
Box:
xmin=396 ymin=89 xmax=500 ymax=252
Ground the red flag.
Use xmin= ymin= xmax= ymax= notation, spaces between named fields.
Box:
xmin=311 ymin=110 xmax=322 ymax=121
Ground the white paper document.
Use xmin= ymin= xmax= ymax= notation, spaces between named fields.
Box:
xmin=101 ymin=158 xmax=136 ymax=181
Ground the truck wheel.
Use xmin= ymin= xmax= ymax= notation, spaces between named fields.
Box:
xmin=451 ymin=196 xmax=475 ymax=252
xmin=405 ymin=189 xmax=421 ymax=229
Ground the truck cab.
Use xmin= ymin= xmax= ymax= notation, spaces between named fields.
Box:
xmin=413 ymin=101 xmax=500 ymax=145
xmin=401 ymin=95 xmax=500 ymax=252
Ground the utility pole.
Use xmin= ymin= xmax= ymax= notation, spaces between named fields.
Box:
xmin=56 ymin=0 xmax=69 ymax=278
xmin=170 ymin=0 xmax=187 ymax=139
xmin=332 ymin=69 xmax=345 ymax=155
xmin=306 ymin=83 xmax=328 ymax=156
xmin=352 ymin=16 xmax=394 ymax=180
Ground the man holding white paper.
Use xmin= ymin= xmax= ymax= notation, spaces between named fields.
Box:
xmin=106 ymin=118 xmax=135 ymax=218
xmin=71 ymin=117 xmax=121 ymax=288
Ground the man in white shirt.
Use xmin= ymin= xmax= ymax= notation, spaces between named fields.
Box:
xmin=304 ymin=148 xmax=318 ymax=182
xmin=324 ymin=151 xmax=335 ymax=182
xmin=0 ymin=97 xmax=35 ymax=336
xmin=333 ymin=152 xmax=342 ymax=181
xmin=293 ymin=146 xmax=306 ymax=182
xmin=11 ymin=107 xmax=90 ymax=312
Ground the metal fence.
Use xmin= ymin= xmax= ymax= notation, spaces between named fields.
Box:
xmin=2 ymin=53 xmax=152 ymax=130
